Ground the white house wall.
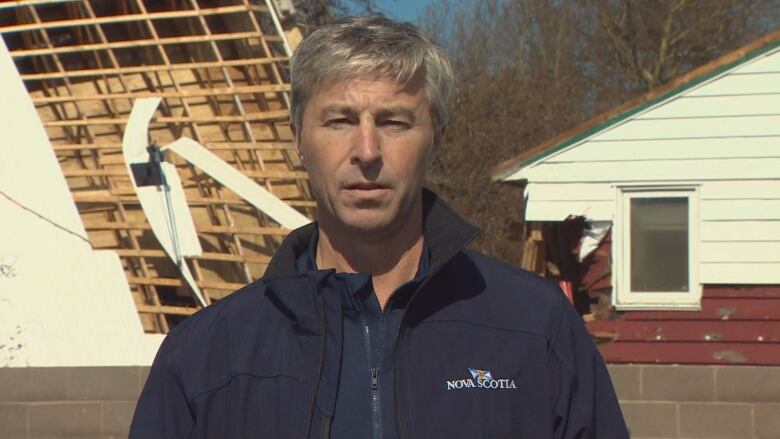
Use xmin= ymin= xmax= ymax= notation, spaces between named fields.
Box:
xmin=518 ymin=46 xmax=780 ymax=284
xmin=544 ymin=137 xmax=779 ymax=162
xmin=0 ymin=36 xmax=163 ymax=367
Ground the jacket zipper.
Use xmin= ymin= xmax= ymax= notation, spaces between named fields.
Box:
xmin=360 ymin=278 xmax=414 ymax=439
xmin=371 ymin=366 xmax=381 ymax=439
xmin=362 ymin=315 xmax=382 ymax=439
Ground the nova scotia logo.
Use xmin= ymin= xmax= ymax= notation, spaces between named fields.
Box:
xmin=469 ymin=368 xmax=492 ymax=380
xmin=446 ymin=368 xmax=517 ymax=391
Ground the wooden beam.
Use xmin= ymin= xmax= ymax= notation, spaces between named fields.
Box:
xmin=20 ymin=57 xmax=288 ymax=81
xmin=72 ymin=191 xmax=310 ymax=206
xmin=1 ymin=5 xmax=262 ymax=33
xmin=10 ymin=32 xmax=282 ymax=58
xmin=51 ymin=141 xmax=296 ymax=151
xmin=0 ymin=0 xmax=80 ymax=10
xmin=63 ymin=167 xmax=305 ymax=179
xmin=201 ymin=142 xmax=296 ymax=151
xmin=42 ymin=109 xmax=289 ymax=126
xmin=113 ymin=248 xmax=271 ymax=264
xmin=128 ymin=276 xmax=246 ymax=291
xmin=136 ymin=304 xmax=199 ymax=315
xmin=241 ymin=169 xmax=309 ymax=180
xmin=32 ymin=84 xmax=291 ymax=103
xmin=197 ymin=224 xmax=291 ymax=235
xmin=287 ymin=200 xmax=317 ymax=207
xmin=83 ymin=220 xmax=291 ymax=236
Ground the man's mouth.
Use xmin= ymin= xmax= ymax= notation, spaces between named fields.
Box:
xmin=344 ymin=182 xmax=388 ymax=191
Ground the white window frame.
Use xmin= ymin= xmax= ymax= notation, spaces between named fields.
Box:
xmin=613 ymin=185 xmax=701 ymax=310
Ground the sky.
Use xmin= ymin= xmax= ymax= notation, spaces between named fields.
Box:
xmin=352 ymin=0 xmax=438 ymax=23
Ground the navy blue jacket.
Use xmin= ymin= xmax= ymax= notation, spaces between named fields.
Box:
xmin=294 ymin=226 xmax=430 ymax=439
xmin=130 ymin=190 xmax=629 ymax=439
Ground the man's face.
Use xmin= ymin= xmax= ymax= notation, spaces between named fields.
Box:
xmin=294 ymin=75 xmax=438 ymax=239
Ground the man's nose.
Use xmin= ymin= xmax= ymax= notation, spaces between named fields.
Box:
xmin=351 ymin=119 xmax=381 ymax=165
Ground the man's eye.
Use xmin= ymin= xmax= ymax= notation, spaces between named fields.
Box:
xmin=326 ymin=118 xmax=352 ymax=127
xmin=381 ymin=120 xmax=410 ymax=129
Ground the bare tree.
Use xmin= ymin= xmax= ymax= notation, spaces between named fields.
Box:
xmin=589 ymin=0 xmax=778 ymax=93
xmin=420 ymin=0 xmax=780 ymax=263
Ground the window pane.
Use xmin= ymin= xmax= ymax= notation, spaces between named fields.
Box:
xmin=630 ymin=197 xmax=689 ymax=292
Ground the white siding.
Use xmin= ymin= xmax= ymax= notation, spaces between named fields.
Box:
xmin=635 ymin=94 xmax=780 ymax=119
xmin=701 ymin=221 xmax=780 ymax=241
xmin=523 ymin=158 xmax=780 ymax=183
xmin=685 ymin=72 xmax=780 ymax=95
xmin=700 ymin=242 xmax=780 ymax=263
xmin=595 ymin=115 xmax=780 ymax=141
xmin=700 ymin=263 xmax=780 ymax=284
xmin=0 ymin=37 xmax=163 ymax=367
xmin=516 ymin=46 xmax=780 ymax=284
xmin=701 ymin=181 xmax=780 ymax=199
xmin=546 ymin=138 xmax=779 ymax=162
xmin=700 ymin=200 xmax=780 ymax=221
xmin=525 ymin=199 xmax=614 ymax=221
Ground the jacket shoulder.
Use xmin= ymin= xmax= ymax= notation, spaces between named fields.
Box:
xmin=168 ymin=277 xmax=270 ymax=338
xmin=152 ymin=273 xmax=320 ymax=399
xmin=426 ymin=250 xmax=568 ymax=338
xmin=462 ymin=249 xmax=563 ymax=304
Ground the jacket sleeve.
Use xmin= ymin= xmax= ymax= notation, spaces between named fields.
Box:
xmin=129 ymin=333 xmax=195 ymax=439
xmin=548 ymin=293 xmax=629 ymax=439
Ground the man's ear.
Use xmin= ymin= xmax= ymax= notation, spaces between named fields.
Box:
xmin=433 ymin=125 xmax=446 ymax=151
xmin=291 ymin=122 xmax=300 ymax=149
xmin=291 ymin=122 xmax=305 ymax=166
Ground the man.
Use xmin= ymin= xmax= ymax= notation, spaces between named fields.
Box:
xmin=130 ymin=16 xmax=629 ymax=439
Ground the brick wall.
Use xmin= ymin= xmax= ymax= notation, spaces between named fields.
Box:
xmin=610 ymin=365 xmax=780 ymax=439
xmin=0 ymin=367 xmax=149 ymax=439
xmin=1 ymin=365 xmax=778 ymax=438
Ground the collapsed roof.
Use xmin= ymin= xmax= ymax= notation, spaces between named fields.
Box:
xmin=0 ymin=0 xmax=312 ymax=333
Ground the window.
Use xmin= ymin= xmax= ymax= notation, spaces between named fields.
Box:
xmin=614 ymin=187 xmax=701 ymax=310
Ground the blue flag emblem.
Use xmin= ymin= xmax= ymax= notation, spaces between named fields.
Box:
xmin=468 ymin=368 xmax=493 ymax=380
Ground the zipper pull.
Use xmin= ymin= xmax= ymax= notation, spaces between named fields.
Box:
xmin=371 ymin=368 xmax=379 ymax=390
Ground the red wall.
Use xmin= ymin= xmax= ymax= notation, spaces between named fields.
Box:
xmin=588 ymin=286 xmax=780 ymax=365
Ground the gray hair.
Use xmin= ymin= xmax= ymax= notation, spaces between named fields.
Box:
xmin=289 ymin=16 xmax=454 ymax=133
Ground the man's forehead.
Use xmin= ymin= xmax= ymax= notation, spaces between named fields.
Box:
xmin=312 ymin=73 xmax=426 ymax=102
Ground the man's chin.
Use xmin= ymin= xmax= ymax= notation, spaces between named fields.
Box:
xmin=336 ymin=212 xmax=399 ymax=240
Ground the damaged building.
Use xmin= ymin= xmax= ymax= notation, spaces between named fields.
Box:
xmin=494 ymin=30 xmax=780 ymax=366
xmin=0 ymin=0 xmax=310 ymax=342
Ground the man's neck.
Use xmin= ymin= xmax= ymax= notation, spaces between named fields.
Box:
xmin=316 ymin=206 xmax=424 ymax=309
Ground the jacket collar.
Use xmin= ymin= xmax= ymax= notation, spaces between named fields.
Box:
xmin=263 ymin=188 xmax=479 ymax=280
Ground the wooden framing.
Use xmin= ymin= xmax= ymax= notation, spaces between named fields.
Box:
xmin=0 ymin=0 xmax=314 ymax=332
